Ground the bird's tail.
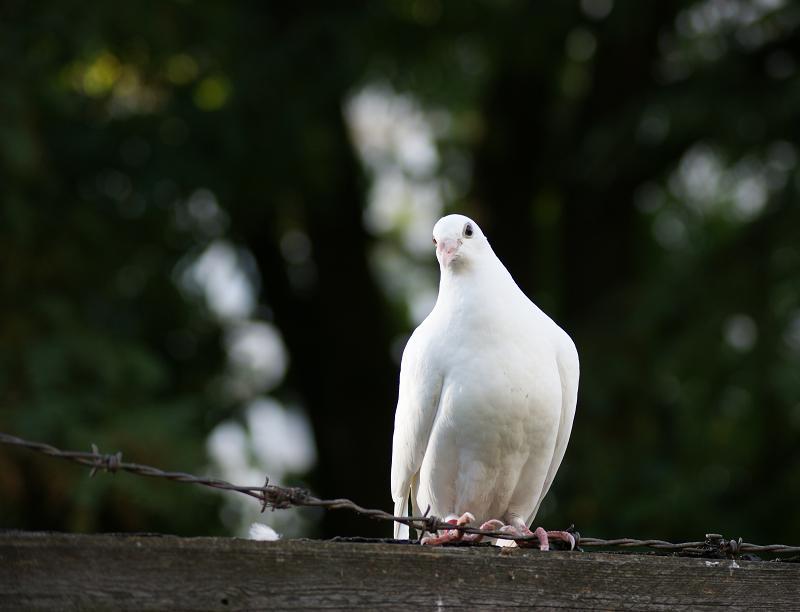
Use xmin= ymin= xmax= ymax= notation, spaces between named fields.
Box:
xmin=393 ymin=496 xmax=409 ymax=539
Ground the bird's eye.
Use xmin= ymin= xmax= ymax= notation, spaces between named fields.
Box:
xmin=464 ymin=223 xmax=474 ymax=238
xmin=432 ymin=236 xmax=437 ymax=245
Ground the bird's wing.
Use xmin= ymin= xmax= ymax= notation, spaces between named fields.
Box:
xmin=391 ymin=326 xmax=443 ymax=539
xmin=528 ymin=331 xmax=580 ymax=524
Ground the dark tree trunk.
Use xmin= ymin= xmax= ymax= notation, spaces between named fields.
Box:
xmin=470 ymin=3 xmax=685 ymax=321
xmin=230 ymin=59 xmax=396 ymax=537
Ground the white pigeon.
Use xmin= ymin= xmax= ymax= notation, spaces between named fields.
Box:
xmin=390 ymin=214 xmax=579 ymax=549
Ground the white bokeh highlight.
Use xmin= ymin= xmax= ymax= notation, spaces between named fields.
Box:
xmin=174 ymin=190 xmax=318 ymax=537
xmin=346 ymin=83 xmax=449 ymax=327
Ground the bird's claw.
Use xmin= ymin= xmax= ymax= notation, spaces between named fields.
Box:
xmin=421 ymin=514 xmax=575 ymax=551
xmin=461 ymin=519 xmax=506 ymax=543
xmin=420 ymin=511 xmax=475 ymax=545
xmin=545 ymin=529 xmax=576 ymax=551
xmin=500 ymin=525 xmax=576 ymax=551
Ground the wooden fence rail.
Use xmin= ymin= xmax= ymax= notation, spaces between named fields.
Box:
xmin=1 ymin=531 xmax=799 ymax=610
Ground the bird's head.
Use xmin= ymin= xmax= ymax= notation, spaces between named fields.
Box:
xmin=432 ymin=214 xmax=487 ymax=270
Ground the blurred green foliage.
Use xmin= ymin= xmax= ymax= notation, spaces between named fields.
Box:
xmin=1 ymin=0 xmax=799 ymax=543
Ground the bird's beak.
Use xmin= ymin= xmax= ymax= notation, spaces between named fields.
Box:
xmin=437 ymin=238 xmax=461 ymax=267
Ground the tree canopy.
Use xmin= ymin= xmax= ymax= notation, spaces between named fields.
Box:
xmin=2 ymin=0 xmax=799 ymax=543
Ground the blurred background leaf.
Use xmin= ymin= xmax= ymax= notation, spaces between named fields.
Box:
xmin=1 ymin=0 xmax=799 ymax=543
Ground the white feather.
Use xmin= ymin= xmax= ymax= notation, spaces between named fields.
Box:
xmin=390 ymin=214 xmax=579 ymax=540
xmin=248 ymin=523 xmax=281 ymax=541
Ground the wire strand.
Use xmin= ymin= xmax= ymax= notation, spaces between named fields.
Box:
xmin=2 ymin=431 xmax=798 ymax=556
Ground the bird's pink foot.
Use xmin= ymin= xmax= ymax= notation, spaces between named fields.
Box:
xmin=461 ymin=519 xmax=506 ymax=543
xmin=498 ymin=524 xmax=540 ymax=548
xmin=544 ymin=529 xmax=576 ymax=551
xmin=421 ymin=512 xmax=475 ymax=545
xmin=532 ymin=526 xmax=550 ymax=551
xmin=500 ymin=525 xmax=575 ymax=551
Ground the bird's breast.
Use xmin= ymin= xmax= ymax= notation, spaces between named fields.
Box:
xmin=434 ymin=333 xmax=562 ymax=437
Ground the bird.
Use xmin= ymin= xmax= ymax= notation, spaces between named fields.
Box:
xmin=390 ymin=214 xmax=579 ymax=549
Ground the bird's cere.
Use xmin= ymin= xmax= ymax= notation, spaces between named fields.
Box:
xmin=436 ymin=238 xmax=460 ymax=267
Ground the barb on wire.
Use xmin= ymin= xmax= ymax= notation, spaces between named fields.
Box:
xmin=1 ymin=431 xmax=799 ymax=557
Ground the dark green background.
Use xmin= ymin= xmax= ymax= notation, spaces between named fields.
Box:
xmin=2 ymin=1 xmax=799 ymax=544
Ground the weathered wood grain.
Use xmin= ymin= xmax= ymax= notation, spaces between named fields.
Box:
xmin=1 ymin=532 xmax=798 ymax=610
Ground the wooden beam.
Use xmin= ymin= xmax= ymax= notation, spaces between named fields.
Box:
xmin=1 ymin=532 xmax=798 ymax=610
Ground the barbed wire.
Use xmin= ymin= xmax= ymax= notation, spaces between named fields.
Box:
xmin=1 ymin=431 xmax=799 ymax=557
